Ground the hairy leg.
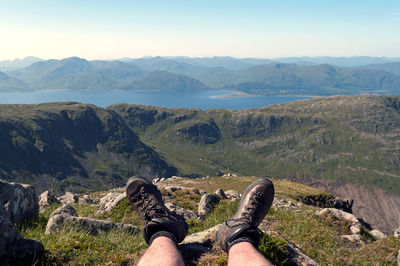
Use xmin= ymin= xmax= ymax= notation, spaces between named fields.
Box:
xmin=228 ymin=241 xmax=272 ymax=266
xmin=137 ymin=236 xmax=184 ymax=266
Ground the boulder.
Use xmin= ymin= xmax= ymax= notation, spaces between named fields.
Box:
xmin=0 ymin=206 xmax=44 ymax=264
xmin=38 ymin=190 xmax=60 ymax=209
xmin=165 ymin=202 xmax=198 ymax=219
xmin=59 ymin=192 xmax=79 ymax=204
xmin=198 ymin=193 xmax=220 ymax=217
xmin=369 ymin=229 xmax=386 ymax=240
xmin=215 ymin=188 xmax=227 ymax=199
xmin=95 ymin=192 xmax=126 ymax=214
xmin=394 ymin=227 xmax=400 ymax=238
xmin=0 ymin=179 xmax=39 ymax=224
xmin=79 ymin=195 xmax=94 ymax=204
xmin=182 ymin=224 xmax=221 ymax=245
xmin=317 ymin=208 xmax=361 ymax=234
xmin=225 ymin=190 xmax=240 ymax=201
xmin=341 ymin=234 xmax=361 ymax=242
xmin=165 ymin=186 xmax=184 ymax=193
xmin=397 ymin=249 xmax=400 ymax=266
xmin=45 ymin=205 xmax=138 ymax=235
xmin=50 ymin=205 xmax=78 ymax=218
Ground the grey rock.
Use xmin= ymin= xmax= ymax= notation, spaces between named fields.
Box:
xmin=317 ymin=208 xmax=361 ymax=234
xmin=0 ymin=210 xmax=44 ymax=263
xmin=183 ymin=224 xmax=221 ymax=244
xmin=397 ymin=249 xmax=400 ymax=266
xmin=341 ymin=234 xmax=361 ymax=242
xmin=0 ymin=179 xmax=39 ymax=224
xmin=165 ymin=202 xmax=198 ymax=219
xmin=79 ymin=195 xmax=94 ymax=204
xmin=198 ymin=189 xmax=207 ymax=195
xmin=169 ymin=176 xmax=183 ymax=181
xmin=215 ymin=188 xmax=227 ymax=199
xmin=165 ymin=186 xmax=184 ymax=193
xmin=395 ymin=227 xmax=400 ymax=238
xmin=59 ymin=191 xmax=79 ymax=204
xmin=38 ymin=190 xmax=60 ymax=209
xmin=45 ymin=205 xmax=138 ymax=235
xmin=225 ymin=190 xmax=240 ymax=200
xmin=50 ymin=205 xmax=78 ymax=218
xmin=370 ymin=229 xmax=386 ymax=239
xmin=198 ymin=193 xmax=220 ymax=217
xmin=96 ymin=192 xmax=126 ymax=214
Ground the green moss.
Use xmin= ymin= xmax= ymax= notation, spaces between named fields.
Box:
xmin=258 ymin=233 xmax=291 ymax=266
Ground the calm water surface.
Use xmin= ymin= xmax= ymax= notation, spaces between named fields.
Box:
xmin=0 ymin=90 xmax=310 ymax=110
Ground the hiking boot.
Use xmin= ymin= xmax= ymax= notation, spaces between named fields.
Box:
xmin=126 ymin=176 xmax=188 ymax=245
xmin=216 ymin=177 xmax=274 ymax=252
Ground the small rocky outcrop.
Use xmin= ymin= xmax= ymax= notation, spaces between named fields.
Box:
xmin=0 ymin=179 xmax=39 ymax=224
xmin=317 ymin=208 xmax=361 ymax=234
xmin=397 ymin=249 xmax=400 ymax=266
xmin=59 ymin=192 xmax=79 ymax=204
xmin=0 ymin=202 xmax=44 ymax=264
xmin=297 ymin=194 xmax=353 ymax=213
xmin=165 ymin=202 xmax=198 ymax=219
xmin=96 ymin=192 xmax=127 ymax=214
xmin=198 ymin=193 xmax=221 ymax=217
xmin=46 ymin=205 xmax=138 ymax=235
xmin=341 ymin=234 xmax=361 ymax=242
xmin=272 ymin=198 xmax=296 ymax=209
xmin=215 ymin=188 xmax=227 ymax=199
xmin=165 ymin=186 xmax=185 ymax=193
xmin=369 ymin=229 xmax=386 ymax=240
xmin=38 ymin=190 xmax=60 ymax=209
xmin=225 ymin=190 xmax=240 ymax=201
xmin=394 ymin=227 xmax=400 ymax=238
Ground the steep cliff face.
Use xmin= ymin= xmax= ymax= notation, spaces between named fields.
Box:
xmin=0 ymin=103 xmax=176 ymax=193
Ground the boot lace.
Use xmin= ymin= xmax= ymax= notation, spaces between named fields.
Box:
xmin=226 ymin=190 xmax=264 ymax=227
xmin=132 ymin=186 xmax=168 ymax=221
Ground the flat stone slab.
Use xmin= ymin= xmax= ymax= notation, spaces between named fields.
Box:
xmin=46 ymin=204 xmax=138 ymax=235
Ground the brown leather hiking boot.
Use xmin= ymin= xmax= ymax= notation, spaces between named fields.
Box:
xmin=216 ymin=177 xmax=274 ymax=252
xmin=126 ymin=176 xmax=188 ymax=245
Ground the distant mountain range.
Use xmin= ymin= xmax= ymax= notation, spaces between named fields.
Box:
xmin=0 ymin=56 xmax=42 ymax=70
xmin=0 ymin=56 xmax=399 ymax=95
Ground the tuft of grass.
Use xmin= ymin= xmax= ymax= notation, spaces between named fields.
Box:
xmin=258 ymin=233 xmax=291 ymax=266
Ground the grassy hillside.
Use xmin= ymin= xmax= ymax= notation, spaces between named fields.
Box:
xmin=109 ymin=94 xmax=400 ymax=197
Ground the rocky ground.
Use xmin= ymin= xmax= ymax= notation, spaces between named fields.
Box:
xmin=1 ymin=176 xmax=400 ymax=265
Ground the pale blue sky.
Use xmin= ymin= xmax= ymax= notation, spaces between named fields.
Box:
xmin=1 ymin=0 xmax=399 ymax=60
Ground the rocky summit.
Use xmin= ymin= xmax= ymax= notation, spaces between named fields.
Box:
xmin=1 ymin=176 xmax=399 ymax=265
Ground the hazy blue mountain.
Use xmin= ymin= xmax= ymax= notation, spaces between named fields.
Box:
xmin=126 ymin=56 xmax=237 ymax=87
xmin=127 ymin=70 xmax=209 ymax=92
xmin=220 ymin=63 xmax=400 ymax=95
xmin=0 ymin=56 xmax=42 ymax=70
xmin=276 ymin=56 xmax=400 ymax=67
xmin=0 ymin=71 xmax=26 ymax=91
xmin=360 ymin=62 xmax=400 ymax=76
xmin=9 ymin=57 xmax=94 ymax=84
xmin=167 ymin=56 xmax=256 ymax=70
xmin=2 ymin=56 xmax=400 ymax=95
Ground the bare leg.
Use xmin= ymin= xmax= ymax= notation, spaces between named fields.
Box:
xmin=228 ymin=241 xmax=272 ymax=266
xmin=137 ymin=236 xmax=184 ymax=266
